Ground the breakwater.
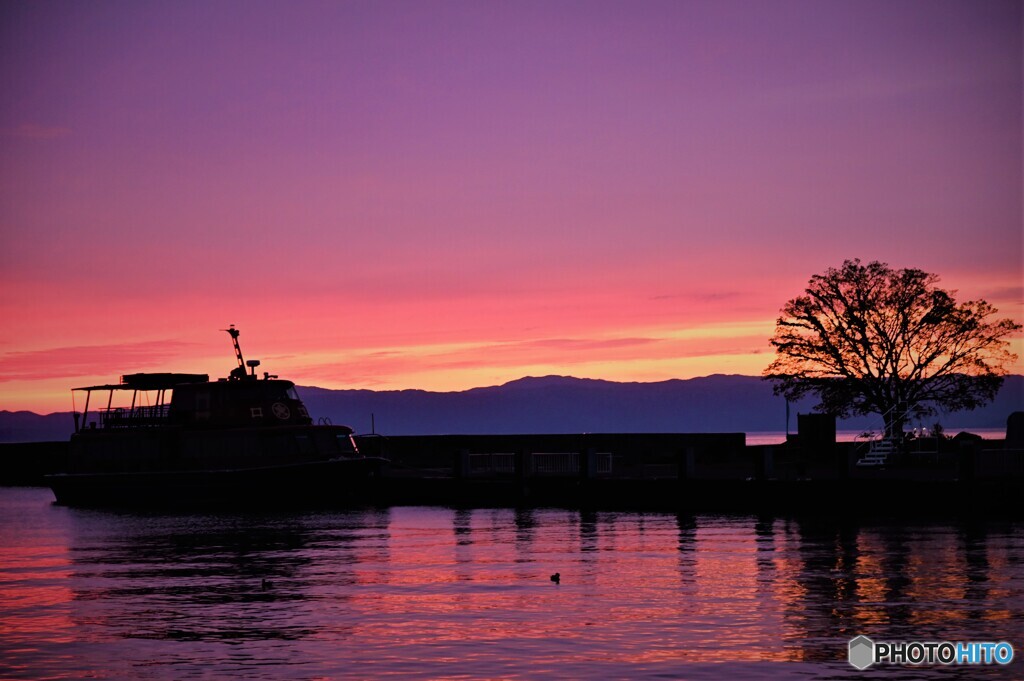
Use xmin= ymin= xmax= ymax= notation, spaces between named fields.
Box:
xmin=4 ymin=430 xmax=1022 ymax=514
xmin=0 ymin=441 xmax=67 ymax=485
xmin=356 ymin=432 xmax=1022 ymax=514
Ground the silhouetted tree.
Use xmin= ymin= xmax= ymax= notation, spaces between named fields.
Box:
xmin=764 ymin=260 xmax=1021 ymax=438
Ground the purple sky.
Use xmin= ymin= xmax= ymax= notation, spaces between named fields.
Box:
xmin=1 ymin=0 xmax=1021 ymax=412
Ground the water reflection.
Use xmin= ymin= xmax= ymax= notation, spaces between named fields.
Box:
xmin=1 ymin=488 xmax=1022 ymax=680
xmin=66 ymin=511 xmax=390 ymax=647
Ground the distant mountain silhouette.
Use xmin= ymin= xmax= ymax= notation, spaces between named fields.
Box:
xmin=300 ymin=373 xmax=1023 ymax=436
xmin=0 ymin=411 xmax=76 ymax=444
xmin=2 ymin=374 xmax=1020 ymax=442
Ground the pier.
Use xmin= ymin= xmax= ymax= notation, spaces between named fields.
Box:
xmin=4 ymin=424 xmax=1022 ymax=514
xmin=355 ymin=430 xmax=1023 ymax=514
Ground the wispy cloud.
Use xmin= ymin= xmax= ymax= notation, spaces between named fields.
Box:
xmin=650 ymin=292 xmax=743 ymax=303
xmin=513 ymin=337 xmax=659 ymax=352
xmin=289 ymin=336 xmax=659 ymax=386
xmin=287 ymin=331 xmax=768 ymax=389
xmin=5 ymin=123 xmax=72 ymax=139
xmin=980 ymin=286 xmax=1024 ymax=307
xmin=0 ymin=340 xmax=198 ymax=382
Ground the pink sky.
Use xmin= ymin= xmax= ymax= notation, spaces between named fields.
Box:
xmin=1 ymin=0 xmax=1022 ymax=414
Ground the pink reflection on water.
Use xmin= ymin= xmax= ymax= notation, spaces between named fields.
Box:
xmin=1 ymin=491 xmax=1023 ymax=679
xmin=0 ymin=495 xmax=78 ymax=680
xmin=340 ymin=511 xmax=816 ymax=666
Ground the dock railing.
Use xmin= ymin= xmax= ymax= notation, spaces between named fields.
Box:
xmin=460 ymin=450 xmax=614 ymax=478
xmin=468 ymin=452 xmax=516 ymax=476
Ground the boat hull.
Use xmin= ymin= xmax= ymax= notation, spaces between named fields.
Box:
xmin=46 ymin=456 xmax=387 ymax=508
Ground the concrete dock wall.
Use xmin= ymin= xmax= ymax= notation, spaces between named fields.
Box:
xmin=4 ymin=433 xmax=1022 ymax=514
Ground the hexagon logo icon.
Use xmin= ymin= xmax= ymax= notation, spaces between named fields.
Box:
xmin=848 ymin=635 xmax=875 ymax=670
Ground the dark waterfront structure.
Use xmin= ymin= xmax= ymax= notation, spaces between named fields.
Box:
xmin=3 ymin=413 xmax=1021 ymax=515
xmin=360 ymin=421 xmax=1023 ymax=514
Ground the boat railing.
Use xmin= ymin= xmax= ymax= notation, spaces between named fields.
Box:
xmin=99 ymin=404 xmax=172 ymax=428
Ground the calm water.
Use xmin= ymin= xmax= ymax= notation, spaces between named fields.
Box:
xmin=1 ymin=488 xmax=1022 ymax=680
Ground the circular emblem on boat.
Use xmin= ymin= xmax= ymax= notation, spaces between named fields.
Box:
xmin=272 ymin=402 xmax=291 ymax=420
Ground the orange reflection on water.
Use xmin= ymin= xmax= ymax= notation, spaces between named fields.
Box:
xmin=341 ymin=512 xmax=814 ymax=666
xmin=851 ymin=531 xmax=890 ymax=627
xmin=905 ymin=533 xmax=968 ymax=627
xmin=0 ymin=537 xmax=76 ymax=646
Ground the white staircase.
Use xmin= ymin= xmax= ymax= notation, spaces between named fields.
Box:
xmin=856 ymin=438 xmax=899 ymax=466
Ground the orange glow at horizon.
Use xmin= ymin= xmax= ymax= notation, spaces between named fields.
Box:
xmin=2 ymin=311 xmax=1022 ymax=414
xmin=0 ymin=319 xmax=780 ymax=413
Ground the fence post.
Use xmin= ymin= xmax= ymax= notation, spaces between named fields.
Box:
xmin=454 ymin=449 xmax=470 ymax=479
xmin=679 ymin=447 xmax=695 ymax=481
xmin=580 ymin=448 xmax=596 ymax=479
xmin=515 ymin=449 xmax=532 ymax=478
xmin=514 ymin=448 xmax=531 ymax=498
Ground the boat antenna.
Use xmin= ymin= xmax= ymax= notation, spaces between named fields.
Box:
xmin=222 ymin=325 xmax=247 ymax=380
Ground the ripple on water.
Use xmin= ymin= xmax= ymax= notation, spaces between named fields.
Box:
xmin=0 ymin=491 xmax=1022 ymax=680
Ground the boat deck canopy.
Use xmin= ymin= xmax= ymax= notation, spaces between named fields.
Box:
xmin=73 ymin=373 xmax=210 ymax=392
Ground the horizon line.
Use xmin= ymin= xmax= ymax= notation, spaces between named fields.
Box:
xmin=5 ymin=372 xmax=1022 ymax=417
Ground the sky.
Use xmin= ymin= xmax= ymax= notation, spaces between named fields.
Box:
xmin=1 ymin=0 xmax=1022 ymax=414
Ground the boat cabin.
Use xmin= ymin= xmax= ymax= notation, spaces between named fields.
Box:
xmin=72 ymin=327 xmax=320 ymax=432
xmin=171 ymin=378 xmax=312 ymax=426
xmin=73 ymin=372 xmax=313 ymax=431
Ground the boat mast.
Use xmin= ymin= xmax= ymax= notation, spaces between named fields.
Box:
xmin=226 ymin=325 xmax=245 ymax=366
xmin=224 ymin=325 xmax=261 ymax=380
xmin=224 ymin=325 xmax=247 ymax=380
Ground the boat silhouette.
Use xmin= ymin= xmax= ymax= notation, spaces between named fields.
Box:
xmin=46 ymin=327 xmax=385 ymax=507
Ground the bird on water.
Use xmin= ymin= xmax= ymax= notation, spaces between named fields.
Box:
xmin=550 ymin=572 xmax=560 ymax=584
